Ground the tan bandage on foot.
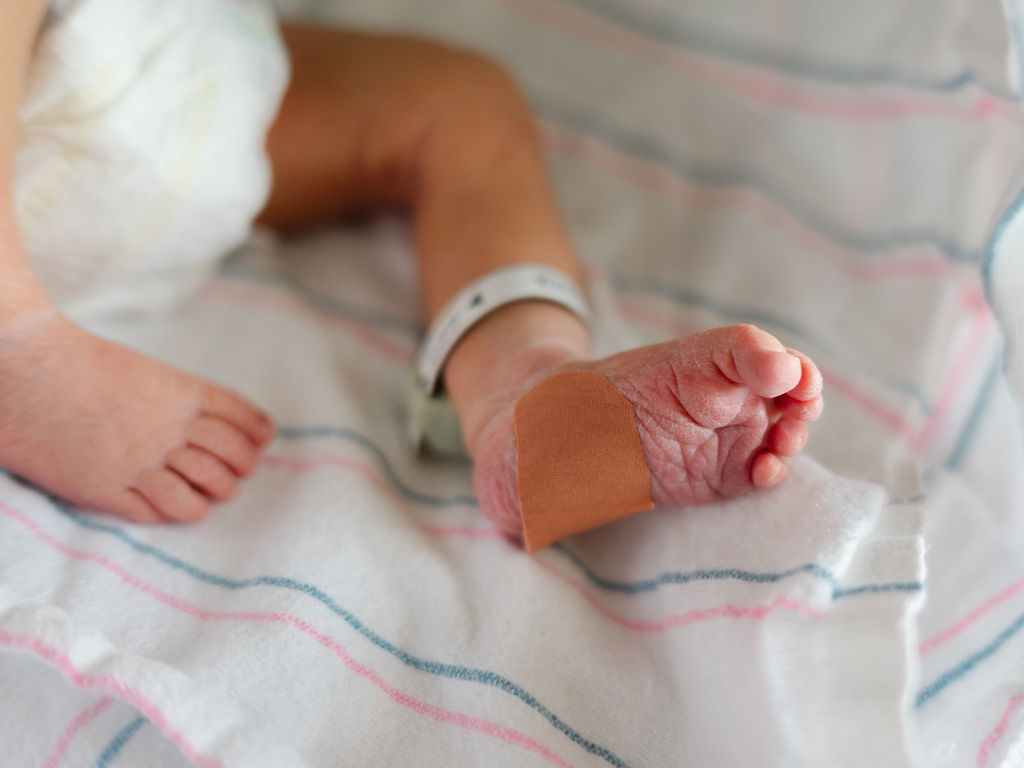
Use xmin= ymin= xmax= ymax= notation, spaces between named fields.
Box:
xmin=514 ymin=371 xmax=653 ymax=551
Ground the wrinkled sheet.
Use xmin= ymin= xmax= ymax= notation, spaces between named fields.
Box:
xmin=3 ymin=0 xmax=1024 ymax=765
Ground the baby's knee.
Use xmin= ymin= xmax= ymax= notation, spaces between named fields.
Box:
xmin=431 ymin=44 xmax=526 ymax=109
xmin=418 ymin=46 xmax=541 ymax=174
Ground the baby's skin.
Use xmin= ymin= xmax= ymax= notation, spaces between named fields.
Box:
xmin=0 ymin=302 xmax=820 ymax=527
xmin=456 ymin=310 xmax=822 ymax=536
xmin=0 ymin=17 xmax=822 ymax=536
xmin=0 ymin=306 xmax=274 ymax=522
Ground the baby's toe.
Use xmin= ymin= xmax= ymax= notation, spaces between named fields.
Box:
xmin=186 ymin=416 xmax=259 ymax=476
xmin=786 ymin=349 xmax=823 ymax=402
xmin=767 ymin=418 xmax=808 ymax=457
xmin=777 ymin=393 xmax=824 ymax=422
xmin=166 ymin=446 xmax=238 ymax=502
xmin=133 ymin=467 xmax=211 ymax=523
xmin=201 ymin=385 xmax=275 ymax=446
xmin=723 ymin=326 xmax=802 ymax=398
xmin=751 ymin=451 xmax=787 ymax=489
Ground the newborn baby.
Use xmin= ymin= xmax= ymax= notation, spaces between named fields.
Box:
xmin=0 ymin=1 xmax=822 ymax=547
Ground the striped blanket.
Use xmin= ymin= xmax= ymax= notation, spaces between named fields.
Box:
xmin=4 ymin=0 xmax=1024 ymax=765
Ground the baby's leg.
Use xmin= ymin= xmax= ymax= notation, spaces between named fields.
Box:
xmin=0 ymin=0 xmax=274 ymax=522
xmin=260 ymin=25 xmax=822 ymax=544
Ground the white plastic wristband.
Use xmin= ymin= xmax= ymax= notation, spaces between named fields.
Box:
xmin=415 ymin=264 xmax=591 ymax=395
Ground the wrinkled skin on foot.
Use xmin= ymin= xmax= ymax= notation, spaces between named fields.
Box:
xmin=471 ymin=324 xmax=823 ymax=539
xmin=0 ymin=312 xmax=274 ymax=523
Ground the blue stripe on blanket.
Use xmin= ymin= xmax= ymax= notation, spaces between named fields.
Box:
xmin=916 ymin=609 xmax=1024 ymax=708
xmin=610 ymin=274 xmax=838 ymax=355
xmin=566 ymin=0 xmax=994 ymax=94
xmin=219 ymin=261 xmax=420 ymax=335
xmin=610 ymin=274 xmax=932 ymax=408
xmin=268 ymin=432 xmax=923 ymax=600
xmin=270 ymin=430 xmax=923 ymax=598
xmin=981 ymin=174 xmax=1024 ymax=334
xmin=553 ymin=543 xmax=835 ymax=591
xmin=539 ymin=99 xmax=984 ymax=265
xmin=94 ymin=716 xmax=146 ymax=768
xmin=50 ymin=496 xmax=919 ymax=764
xmin=275 ymin=426 xmax=478 ymax=507
xmin=0 ymin=465 xmax=920 ymax=605
xmin=946 ymin=359 xmax=1002 ymax=469
xmin=57 ymin=507 xmax=631 ymax=768
xmin=216 ymin=257 xmax=944 ymax=419
xmin=552 ymin=543 xmax=923 ymax=600
xmin=218 ymin=263 xmax=937 ymax=413
xmin=0 ymin=466 xmax=927 ymax=722
xmin=832 ymin=582 xmax=924 ymax=598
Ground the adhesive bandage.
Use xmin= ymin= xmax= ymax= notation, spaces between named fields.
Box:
xmin=413 ymin=266 xmax=653 ymax=550
xmin=514 ymin=371 xmax=653 ymax=551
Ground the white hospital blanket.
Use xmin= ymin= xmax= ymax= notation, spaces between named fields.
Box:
xmin=4 ymin=0 xmax=1024 ymax=766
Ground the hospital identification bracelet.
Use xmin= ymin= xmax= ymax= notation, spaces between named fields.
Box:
xmin=415 ymin=264 xmax=591 ymax=395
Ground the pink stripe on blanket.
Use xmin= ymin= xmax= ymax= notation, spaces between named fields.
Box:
xmin=977 ymin=693 xmax=1024 ymax=768
xmin=909 ymin=294 xmax=995 ymax=454
xmin=616 ymin=298 xmax=916 ymax=436
xmin=43 ymin=697 xmax=114 ymax=768
xmin=545 ymin=122 xmax=972 ymax=285
xmin=0 ymin=632 xmax=226 ymax=768
xmin=0 ymin=504 xmax=579 ymax=768
xmin=200 ymin=280 xmax=413 ymax=362
xmin=260 ymin=453 xmax=409 ymax=505
xmin=921 ymin=571 xmax=1024 ymax=656
xmin=618 ymin=288 xmax=994 ymax=453
xmin=502 ymin=0 xmax=1024 ymax=125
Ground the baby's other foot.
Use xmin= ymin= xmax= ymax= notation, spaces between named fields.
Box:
xmin=0 ymin=312 xmax=274 ymax=523
xmin=472 ymin=324 xmax=823 ymax=541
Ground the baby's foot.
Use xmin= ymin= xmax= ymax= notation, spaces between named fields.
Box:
xmin=471 ymin=324 xmax=823 ymax=539
xmin=0 ymin=311 xmax=274 ymax=523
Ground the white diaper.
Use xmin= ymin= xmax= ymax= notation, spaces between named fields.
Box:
xmin=15 ymin=0 xmax=289 ymax=319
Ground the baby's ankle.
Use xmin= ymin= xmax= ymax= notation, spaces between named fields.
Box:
xmin=439 ymin=301 xmax=591 ymax=455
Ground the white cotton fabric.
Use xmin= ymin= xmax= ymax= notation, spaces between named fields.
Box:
xmin=14 ymin=0 xmax=289 ymax=320
xmin=988 ymin=209 xmax=1024 ymax=432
